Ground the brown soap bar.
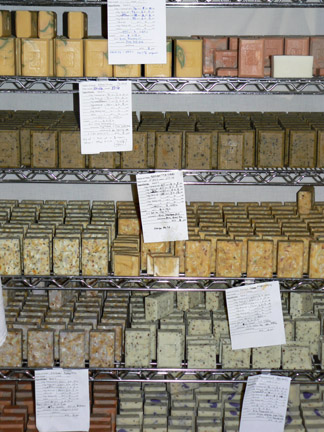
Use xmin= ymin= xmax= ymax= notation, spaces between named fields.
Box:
xmin=243 ymin=130 xmax=255 ymax=167
xmin=247 ymin=240 xmax=273 ymax=278
xmin=121 ymin=132 xmax=147 ymax=168
xmin=285 ymin=37 xmax=310 ymax=55
xmin=59 ymin=130 xmax=86 ymax=168
xmin=185 ymin=132 xmax=212 ymax=169
xmin=214 ymin=50 xmax=237 ymax=72
xmin=202 ymin=37 xmax=228 ymax=75
xmin=217 ymin=68 xmax=238 ymax=77
xmin=31 ymin=130 xmax=57 ymax=168
xmin=289 ymin=130 xmax=316 ymax=168
xmin=229 ymin=37 xmax=238 ymax=50
xmin=264 ymin=37 xmax=284 ymax=67
xmin=277 ymin=240 xmax=304 ymax=278
xmin=257 ymin=130 xmax=285 ymax=168
xmin=238 ymin=38 xmax=265 ymax=78
xmin=310 ymin=36 xmax=324 ymax=75
xmin=317 ymin=130 xmax=324 ymax=168
xmin=0 ymin=130 xmax=20 ymax=168
xmin=218 ymin=132 xmax=244 ymax=169
xmin=155 ymin=132 xmax=182 ymax=169
xmin=216 ymin=240 xmax=242 ymax=277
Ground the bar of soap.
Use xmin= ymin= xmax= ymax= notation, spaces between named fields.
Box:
xmin=247 ymin=239 xmax=273 ymax=278
xmin=38 ymin=11 xmax=56 ymax=39
xmin=81 ymin=237 xmax=108 ymax=276
xmin=0 ymin=238 xmax=21 ymax=275
xmin=187 ymin=342 xmax=216 ymax=369
xmin=89 ymin=330 xmax=115 ymax=367
xmin=121 ymin=132 xmax=148 ymax=169
xmin=145 ymin=292 xmax=174 ymax=321
xmin=218 ymin=133 xmax=244 ymax=169
xmin=185 ymin=240 xmax=211 ymax=277
xmin=216 ymin=240 xmax=242 ymax=277
xmin=22 ymin=38 xmax=54 ymax=76
xmin=67 ymin=12 xmax=87 ymax=39
xmin=84 ymin=37 xmax=113 ymax=77
xmin=0 ymin=37 xmax=16 ymax=75
xmin=55 ymin=38 xmax=83 ymax=77
xmin=277 ymin=240 xmax=304 ymax=278
xmin=0 ymin=129 xmax=20 ymax=168
xmin=297 ymin=185 xmax=314 ymax=215
xmin=27 ymin=329 xmax=54 ymax=367
xmin=252 ymin=345 xmax=281 ymax=368
xmin=23 ymin=237 xmax=50 ymax=275
xmin=155 ymin=132 xmax=182 ymax=170
xmin=114 ymin=64 xmax=141 ymax=77
xmin=153 ymin=256 xmax=180 ymax=277
xmin=282 ymin=342 xmax=312 ymax=369
xmin=295 ymin=317 xmax=320 ymax=355
xmin=15 ymin=11 xmax=38 ymax=38
xmin=257 ymin=130 xmax=285 ymax=168
xmin=185 ymin=133 xmax=212 ymax=169
xmin=272 ymin=56 xmax=313 ymax=78
xmin=58 ymin=130 xmax=85 ymax=169
xmin=31 ymin=130 xmax=57 ymax=168
xmin=0 ymin=329 xmax=22 ymax=367
xmin=157 ymin=329 xmax=182 ymax=368
xmin=114 ymin=252 xmax=140 ymax=277
xmin=309 ymin=242 xmax=324 ymax=278
xmin=175 ymin=38 xmax=203 ymax=78
xmin=0 ymin=11 xmax=11 ymax=37
xmin=125 ymin=329 xmax=151 ymax=367
xmin=238 ymin=38 xmax=264 ymax=78
xmin=289 ymin=130 xmax=316 ymax=168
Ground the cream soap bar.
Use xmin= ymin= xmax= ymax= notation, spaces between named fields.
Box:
xmin=145 ymin=292 xmax=174 ymax=321
xmin=125 ymin=328 xmax=151 ymax=367
xmin=272 ymin=55 xmax=313 ymax=78
xmin=157 ymin=329 xmax=182 ymax=368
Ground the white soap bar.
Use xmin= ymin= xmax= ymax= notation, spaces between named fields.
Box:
xmin=272 ymin=56 xmax=313 ymax=78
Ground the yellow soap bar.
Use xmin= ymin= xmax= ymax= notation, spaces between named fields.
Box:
xmin=15 ymin=11 xmax=38 ymax=38
xmin=38 ymin=11 xmax=56 ymax=39
xmin=145 ymin=39 xmax=172 ymax=77
xmin=84 ymin=38 xmax=113 ymax=77
xmin=216 ymin=240 xmax=242 ymax=277
xmin=0 ymin=37 xmax=16 ymax=75
xmin=15 ymin=37 xmax=21 ymax=75
xmin=247 ymin=239 xmax=273 ymax=278
xmin=114 ymin=64 xmax=141 ymax=77
xmin=185 ymin=240 xmax=211 ymax=277
xmin=277 ymin=240 xmax=304 ymax=278
xmin=21 ymin=38 xmax=54 ymax=76
xmin=55 ymin=38 xmax=83 ymax=77
xmin=309 ymin=241 xmax=324 ymax=278
xmin=0 ymin=11 xmax=11 ymax=37
xmin=67 ymin=12 xmax=87 ymax=39
xmin=175 ymin=38 xmax=203 ymax=78
xmin=297 ymin=185 xmax=314 ymax=215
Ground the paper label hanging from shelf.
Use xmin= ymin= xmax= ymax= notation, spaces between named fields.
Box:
xmin=226 ymin=281 xmax=286 ymax=350
xmin=137 ymin=171 xmax=188 ymax=243
xmin=35 ymin=368 xmax=90 ymax=432
xmin=0 ymin=278 xmax=7 ymax=347
xmin=79 ymin=81 xmax=132 ymax=154
xmin=239 ymin=374 xmax=291 ymax=432
xmin=108 ymin=0 xmax=166 ymax=65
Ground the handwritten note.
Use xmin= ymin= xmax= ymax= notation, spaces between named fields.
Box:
xmin=35 ymin=369 xmax=90 ymax=432
xmin=0 ymin=278 xmax=7 ymax=347
xmin=137 ymin=171 xmax=188 ymax=243
xmin=240 ymin=375 xmax=291 ymax=432
xmin=79 ymin=81 xmax=132 ymax=154
xmin=226 ymin=281 xmax=286 ymax=350
xmin=108 ymin=0 xmax=166 ymax=64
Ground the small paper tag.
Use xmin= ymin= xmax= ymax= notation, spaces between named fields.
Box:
xmin=108 ymin=0 xmax=166 ymax=65
xmin=79 ymin=81 xmax=132 ymax=154
xmin=226 ymin=281 xmax=286 ymax=350
xmin=0 ymin=278 xmax=7 ymax=347
xmin=35 ymin=369 xmax=90 ymax=432
xmin=137 ymin=171 xmax=188 ymax=243
xmin=240 ymin=375 xmax=291 ymax=432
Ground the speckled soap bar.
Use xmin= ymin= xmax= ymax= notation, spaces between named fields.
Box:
xmin=59 ymin=330 xmax=85 ymax=368
xmin=27 ymin=329 xmax=54 ymax=367
xmin=145 ymin=292 xmax=174 ymax=322
xmin=53 ymin=237 xmax=80 ymax=276
xmin=89 ymin=330 xmax=115 ymax=367
xmin=0 ymin=238 xmax=21 ymax=275
xmin=23 ymin=237 xmax=50 ymax=275
xmin=157 ymin=329 xmax=182 ymax=368
xmin=0 ymin=329 xmax=22 ymax=367
xmin=125 ymin=329 xmax=151 ymax=367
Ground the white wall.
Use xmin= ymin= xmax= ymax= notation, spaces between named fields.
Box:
xmin=0 ymin=4 xmax=323 ymax=202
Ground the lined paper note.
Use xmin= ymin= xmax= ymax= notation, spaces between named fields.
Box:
xmin=137 ymin=171 xmax=188 ymax=243
xmin=226 ymin=281 xmax=286 ymax=350
xmin=108 ymin=0 xmax=166 ymax=64
xmin=240 ymin=375 xmax=291 ymax=432
xmin=79 ymin=81 xmax=132 ymax=154
xmin=35 ymin=369 xmax=90 ymax=432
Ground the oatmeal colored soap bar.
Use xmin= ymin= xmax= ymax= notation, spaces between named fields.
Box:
xmin=89 ymin=330 xmax=115 ymax=368
xmin=272 ymin=56 xmax=313 ymax=78
xmin=125 ymin=329 xmax=151 ymax=367
xmin=0 ymin=329 xmax=22 ymax=367
xmin=27 ymin=329 xmax=54 ymax=367
xmin=59 ymin=330 xmax=85 ymax=368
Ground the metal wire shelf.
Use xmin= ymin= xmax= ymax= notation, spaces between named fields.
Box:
xmin=0 ymin=366 xmax=323 ymax=384
xmin=2 ymin=275 xmax=324 ymax=293
xmin=1 ymin=168 xmax=324 ymax=185
xmin=1 ymin=76 xmax=324 ymax=95
xmin=0 ymin=0 xmax=323 ymax=7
